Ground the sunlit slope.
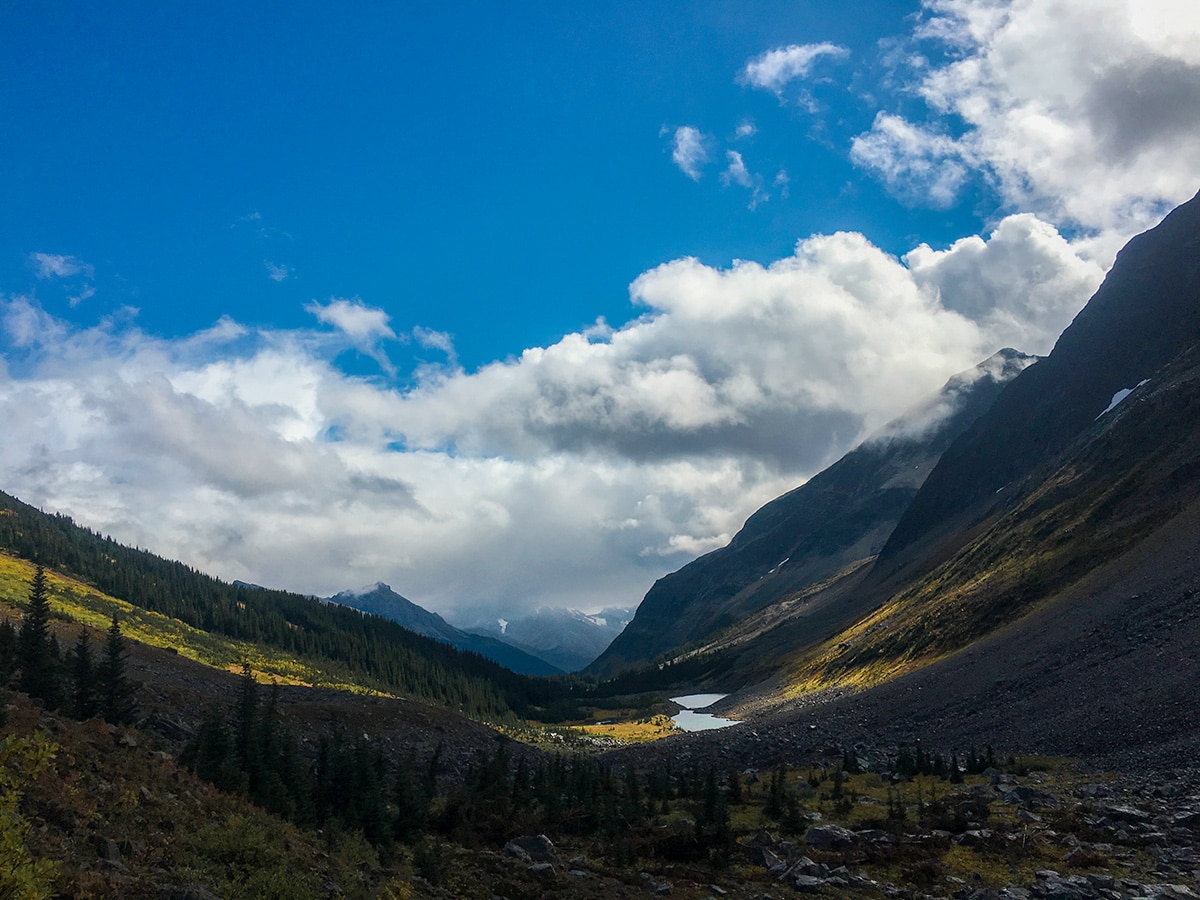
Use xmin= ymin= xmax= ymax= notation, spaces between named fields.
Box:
xmin=0 ymin=492 xmax=565 ymax=720
xmin=780 ymin=345 xmax=1200 ymax=697
xmin=0 ymin=551 xmax=379 ymax=691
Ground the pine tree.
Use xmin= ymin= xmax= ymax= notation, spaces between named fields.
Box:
xmin=0 ymin=618 xmax=16 ymax=682
xmin=70 ymin=630 xmax=98 ymax=719
xmin=97 ymin=616 xmax=137 ymax=724
xmin=16 ymin=565 xmax=60 ymax=706
xmin=234 ymin=662 xmax=260 ymax=787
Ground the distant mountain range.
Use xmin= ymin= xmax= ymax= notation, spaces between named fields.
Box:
xmin=326 ymin=583 xmax=564 ymax=676
xmin=462 ymin=606 xmax=635 ymax=673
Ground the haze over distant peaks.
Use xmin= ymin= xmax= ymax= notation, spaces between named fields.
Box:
xmin=462 ymin=606 xmax=636 ymax=673
xmin=326 ymin=582 xmax=563 ymax=676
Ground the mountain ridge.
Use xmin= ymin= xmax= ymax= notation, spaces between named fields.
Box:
xmin=588 ymin=347 xmax=1038 ymax=677
xmin=326 ymin=582 xmax=564 ymax=676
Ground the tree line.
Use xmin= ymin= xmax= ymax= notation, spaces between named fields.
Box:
xmin=181 ymin=665 xmax=744 ymax=875
xmin=0 ymin=491 xmax=574 ymax=720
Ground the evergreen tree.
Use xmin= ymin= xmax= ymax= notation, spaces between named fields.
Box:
xmin=16 ymin=565 xmax=60 ymax=706
xmin=235 ymin=663 xmax=259 ymax=782
xmin=181 ymin=704 xmax=241 ymax=791
xmin=70 ymin=630 xmax=98 ymax=719
xmin=0 ymin=618 xmax=16 ymax=683
xmin=97 ymin=616 xmax=137 ymax=724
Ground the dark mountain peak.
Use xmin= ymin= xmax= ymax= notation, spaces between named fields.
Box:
xmin=328 ymin=582 xmax=563 ymax=676
xmin=882 ymin=188 xmax=1200 ymax=559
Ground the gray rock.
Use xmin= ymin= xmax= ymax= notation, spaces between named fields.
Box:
xmin=527 ymin=862 xmax=555 ymax=877
xmin=761 ymin=848 xmax=785 ymax=872
xmin=1145 ymin=887 xmax=1199 ymax=900
xmin=95 ymin=837 xmax=121 ymax=863
xmin=955 ymin=829 xmax=993 ymax=846
xmin=804 ymin=823 xmax=856 ymax=851
xmin=793 ymin=875 xmax=825 ymax=894
xmin=1102 ymin=805 xmax=1152 ymax=822
xmin=505 ymin=834 xmax=559 ymax=864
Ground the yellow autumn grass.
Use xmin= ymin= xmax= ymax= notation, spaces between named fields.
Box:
xmin=0 ymin=551 xmax=384 ymax=694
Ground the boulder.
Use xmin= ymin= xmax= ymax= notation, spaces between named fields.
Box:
xmin=804 ymin=823 xmax=856 ymax=851
xmin=504 ymin=834 xmax=559 ymax=864
xmin=792 ymin=874 xmax=825 ymax=894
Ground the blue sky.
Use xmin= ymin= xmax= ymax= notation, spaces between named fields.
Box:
xmin=2 ymin=1 xmax=982 ymax=371
xmin=2 ymin=1 xmax=1198 ymax=620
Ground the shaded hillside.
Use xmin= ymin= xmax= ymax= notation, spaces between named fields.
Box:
xmin=0 ymin=491 xmax=566 ymax=719
xmin=328 ymin=583 xmax=563 ymax=676
xmin=588 ymin=348 xmax=1036 ymax=677
xmin=884 ymin=188 xmax=1200 ymax=559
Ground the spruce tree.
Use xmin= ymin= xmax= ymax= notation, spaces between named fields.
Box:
xmin=234 ymin=662 xmax=260 ymax=788
xmin=97 ymin=616 xmax=137 ymax=724
xmin=0 ymin=618 xmax=16 ymax=682
xmin=16 ymin=565 xmax=59 ymax=706
xmin=70 ymin=630 xmax=98 ymax=719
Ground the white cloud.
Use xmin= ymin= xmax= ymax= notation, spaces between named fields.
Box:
xmin=852 ymin=0 xmax=1200 ymax=259
xmin=305 ymin=297 xmax=397 ymax=375
xmin=265 ymin=261 xmax=292 ymax=282
xmin=30 ymin=252 xmax=94 ymax=280
xmin=670 ymin=125 xmax=710 ymax=180
xmin=0 ymin=213 xmax=1101 ymax=618
xmin=722 ymin=151 xmax=753 ymax=189
xmin=741 ymin=42 xmax=849 ymax=95
xmin=720 ymin=151 xmax=768 ymax=209
xmin=850 ymin=112 xmax=969 ymax=208
xmin=307 ymin=297 xmax=395 ymax=343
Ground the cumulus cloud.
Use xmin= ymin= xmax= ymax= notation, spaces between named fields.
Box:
xmin=670 ymin=125 xmax=710 ymax=180
xmin=0 ymin=211 xmax=1102 ymax=617
xmin=741 ymin=42 xmax=849 ymax=95
xmin=852 ymin=0 xmax=1200 ymax=258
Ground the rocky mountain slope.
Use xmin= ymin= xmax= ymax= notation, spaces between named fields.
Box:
xmin=327 ymin=582 xmax=564 ymax=676
xmin=882 ymin=188 xmax=1200 ymax=562
xmin=588 ymin=348 xmax=1037 ymax=677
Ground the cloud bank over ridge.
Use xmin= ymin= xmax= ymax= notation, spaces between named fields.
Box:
xmin=1 ymin=212 xmax=1102 ymax=615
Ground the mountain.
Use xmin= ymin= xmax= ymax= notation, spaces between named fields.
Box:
xmin=759 ymin=187 xmax=1200 ymax=704
xmin=882 ymin=188 xmax=1200 ymax=562
xmin=328 ymin=582 xmax=564 ymax=676
xmin=587 ymin=347 xmax=1037 ymax=677
xmin=596 ymin=188 xmax=1200 ymax=771
xmin=463 ymin=606 xmax=635 ymax=672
